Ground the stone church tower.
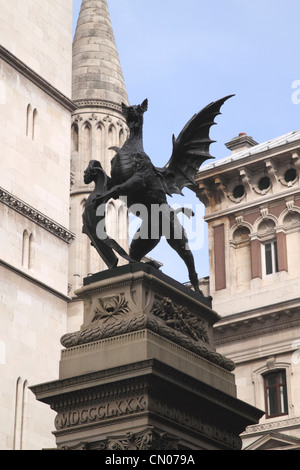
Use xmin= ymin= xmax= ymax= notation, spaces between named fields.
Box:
xmin=69 ymin=0 xmax=130 ymax=319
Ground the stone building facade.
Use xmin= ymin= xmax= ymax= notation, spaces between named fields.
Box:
xmin=196 ymin=132 xmax=300 ymax=450
xmin=0 ymin=0 xmax=74 ymax=450
xmin=0 ymin=0 xmax=130 ymax=450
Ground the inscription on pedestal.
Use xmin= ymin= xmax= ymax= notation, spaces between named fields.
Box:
xmin=55 ymin=395 xmax=147 ymax=430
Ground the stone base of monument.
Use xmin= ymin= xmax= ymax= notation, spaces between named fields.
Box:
xmin=30 ymin=263 xmax=263 ymax=450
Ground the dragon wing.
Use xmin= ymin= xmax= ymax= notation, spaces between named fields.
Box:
xmin=159 ymin=95 xmax=234 ymax=195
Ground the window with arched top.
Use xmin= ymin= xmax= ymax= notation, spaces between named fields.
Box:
xmin=13 ymin=377 xmax=28 ymax=450
xmin=263 ymin=369 xmax=288 ymax=418
xmin=28 ymin=233 xmax=34 ymax=269
xmin=26 ymin=105 xmax=38 ymax=140
xmin=22 ymin=230 xmax=29 ymax=267
xmin=119 ymin=127 xmax=127 ymax=147
xmin=252 ymin=360 xmax=292 ymax=422
xmin=108 ymin=124 xmax=117 ymax=143
xmin=83 ymin=122 xmax=92 ymax=165
xmin=257 ymin=219 xmax=279 ymax=277
xmin=32 ymin=108 xmax=38 ymax=140
xmin=108 ymin=124 xmax=117 ymax=165
xmin=71 ymin=123 xmax=79 ymax=153
xmin=26 ymin=104 xmax=32 ymax=137
xmin=22 ymin=230 xmax=34 ymax=269
xmin=95 ymin=123 xmax=106 ymax=170
xmin=263 ymin=240 xmax=279 ymax=275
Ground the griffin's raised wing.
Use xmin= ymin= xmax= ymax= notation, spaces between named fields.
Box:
xmin=158 ymin=95 xmax=234 ymax=195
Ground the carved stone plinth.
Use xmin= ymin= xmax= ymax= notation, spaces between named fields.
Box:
xmin=30 ymin=264 xmax=263 ymax=450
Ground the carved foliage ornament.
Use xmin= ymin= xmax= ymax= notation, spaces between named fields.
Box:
xmin=102 ymin=430 xmax=179 ymax=451
xmin=92 ymin=294 xmax=130 ymax=323
xmin=60 ymin=430 xmax=180 ymax=451
xmin=152 ymin=297 xmax=209 ymax=343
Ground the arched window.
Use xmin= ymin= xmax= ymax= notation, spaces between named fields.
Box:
xmin=263 ymin=370 xmax=288 ymax=418
xmin=71 ymin=123 xmax=79 ymax=153
xmin=22 ymin=230 xmax=29 ymax=267
xmin=119 ymin=127 xmax=127 ymax=147
xmin=83 ymin=122 xmax=92 ymax=166
xmin=28 ymin=233 xmax=34 ymax=269
xmin=108 ymin=124 xmax=117 ymax=166
xmin=32 ymin=108 xmax=38 ymax=140
xmin=13 ymin=377 xmax=28 ymax=450
xmin=26 ymin=105 xmax=38 ymax=140
xmin=108 ymin=124 xmax=117 ymax=146
xmin=263 ymin=240 xmax=278 ymax=275
xmin=22 ymin=230 xmax=34 ymax=269
xmin=96 ymin=123 xmax=106 ymax=170
xmin=26 ymin=104 xmax=32 ymax=137
xmin=257 ymin=219 xmax=279 ymax=276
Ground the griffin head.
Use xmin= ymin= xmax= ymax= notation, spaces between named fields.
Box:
xmin=122 ymin=99 xmax=148 ymax=128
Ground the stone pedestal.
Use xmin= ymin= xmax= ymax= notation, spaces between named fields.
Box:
xmin=30 ymin=264 xmax=263 ymax=450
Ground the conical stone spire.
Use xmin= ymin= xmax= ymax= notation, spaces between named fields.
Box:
xmin=72 ymin=0 xmax=129 ymax=106
xmin=69 ymin=0 xmax=130 ymax=299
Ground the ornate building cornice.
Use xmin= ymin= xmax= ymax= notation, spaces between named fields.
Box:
xmin=0 ymin=187 xmax=75 ymax=244
xmin=0 ymin=259 xmax=70 ymax=301
xmin=0 ymin=45 xmax=76 ymax=112
xmin=72 ymin=99 xmax=124 ymax=113
xmin=242 ymin=416 xmax=300 ymax=436
xmin=60 ymin=313 xmax=235 ymax=372
xmin=214 ymin=303 xmax=300 ymax=345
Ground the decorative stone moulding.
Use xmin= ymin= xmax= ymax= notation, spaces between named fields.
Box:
xmin=0 ymin=45 xmax=76 ymax=112
xmin=72 ymin=112 xmax=128 ymax=134
xmin=60 ymin=428 xmax=181 ymax=451
xmin=0 ymin=187 xmax=75 ymax=244
xmin=197 ymin=149 xmax=300 ymax=214
xmin=60 ymin=263 xmax=235 ymax=372
xmin=73 ymin=99 xmax=124 ymax=112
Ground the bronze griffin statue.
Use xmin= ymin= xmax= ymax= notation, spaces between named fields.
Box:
xmin=82 ymin=96 xmax=233 ymax=293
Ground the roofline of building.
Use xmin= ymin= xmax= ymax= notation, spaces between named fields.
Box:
xmin=197 ymin=132 xmax=300 ymax=179
xmin=0 ymin=45 xmax=77 ymax=112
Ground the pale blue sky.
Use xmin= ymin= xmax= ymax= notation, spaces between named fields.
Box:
xmin=72 ymin=0 xmax=300 ymax=285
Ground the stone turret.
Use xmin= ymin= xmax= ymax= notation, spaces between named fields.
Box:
xmin=69 ymin=0 xmax=130 ymax=314
xmin=72 ymin=0 xmax=128 ymax=106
